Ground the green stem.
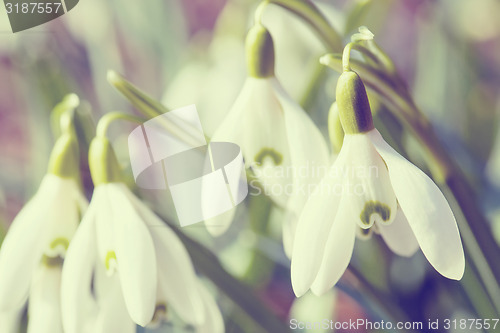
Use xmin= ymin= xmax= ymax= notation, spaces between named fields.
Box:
xmin=460 ymin=258 xmax=498 ymax=321
xmin=243 ymin=194 xmax=274 ymax=285
xmin=299 ymin=63 xmax=328 ymax=110
xmin=268 ymin=0 xmax=342 ymax=52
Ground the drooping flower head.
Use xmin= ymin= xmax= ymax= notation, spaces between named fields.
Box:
xmin=291 ymin=58 xmax=465 ymax=297
xmin=61 ymin=134 xmax=224 ymax=333
xmin=207 ymin=20 xmax=330 ymax=243
xmin=0 ymin=95 xmax=87 ymax=332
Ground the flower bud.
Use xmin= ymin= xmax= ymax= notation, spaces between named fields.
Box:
xmin=336 ymin=71 xmax=374 ymax=134
xmin=88 ymin=136 xmax=122 ymax=185
xmin=246 ymin=23 xmax=275 ymax=78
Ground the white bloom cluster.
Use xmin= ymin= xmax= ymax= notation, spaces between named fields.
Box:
xmin=0 ymin=134 xmax=224 ymax=333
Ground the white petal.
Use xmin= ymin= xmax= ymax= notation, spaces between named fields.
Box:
xmin=0 ymin=309 xmax=22 ymax=333
xmin=93 ymin=186 xmax=117 ymax=275
xmin=109 ymin=184 xmax=157 ymax=326
xmin=310 ymin=201 xmax=356 ymax=295
xmin=377 ymin=207 xmax=419 ymax=257
xmin=212 ymin=78 xmax=292 ymax=207
xmin=0 ymin=174 xmax=62 ymax=311
xmin=341 ymin=134 xmax=397 ymax=229
xmin=61 ymin=201 xmax=98 ymax=333
xmin=195 ymin=282 xmax=224 ymax=333
xmin=290 ymin=144 xmax=350 ymax=297
xmin=368 ymin=129 xmax=465 ymax=280
xmin=122 ymin=187 xmax=205 ymax=325
xmin=272 ymin=78 xmax=330 ymax=177
xmin=94 ymin=275 xmax=136 ymax=333
xmin=27 ymin=266 xmax=63 ymax=333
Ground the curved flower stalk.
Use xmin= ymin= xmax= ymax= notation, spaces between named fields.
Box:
xmin=61 ymin=135 xmax=224 ymax=333
xmin=0 ymin=99 xmax=87 ymax=332
xmin=291 ymin=62 xmax=465 ymax=297
xmin=207 ymin=21 xmax=329 ymax=238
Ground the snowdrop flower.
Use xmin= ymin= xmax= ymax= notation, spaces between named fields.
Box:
xmin=0 ymin=117 xmax=87 ymax=332
xmin=291 ymin=67 xmax=465 ymax=297
xmin=61 ymin=136 xmax=223 ymax=333
xmin=207 ymin=21 xmax=329 ymax=237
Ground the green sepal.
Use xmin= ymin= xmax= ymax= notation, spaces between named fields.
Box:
xmin=328 ymin=102 xmax=344 ymax=153
xmin=336 ymin=71 xmax=374 ymax=134
xmin=47 ymin=133 xmax=80 ymax=180
xmin=89 ymin=136 xmax=123 ymax=186
xmin=246 ymin=24 xmax=275 ymax=78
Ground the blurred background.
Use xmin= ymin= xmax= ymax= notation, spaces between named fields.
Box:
xmin=1 ymin=0 xmax=500 ymax=332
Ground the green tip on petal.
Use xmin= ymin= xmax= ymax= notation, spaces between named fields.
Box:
xmin=328 ymin=102 xmax=344 ymax=153
xmin=360 ymin=200 xmax=391 ymax=228
xmin=246 ymin=23 xmax=275 ymax=78
xmin=48 ymin=133 xmax=80 ymax=180
xmin=336 ymin=71 xmax=374 ymax=134
xmin=89 ymin=136 xmax=123 ymax=185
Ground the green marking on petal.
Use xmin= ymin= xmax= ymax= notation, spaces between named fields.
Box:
xmin=50 ymin=237 xmax=70 ymax=251
xmin=360 ymin=200 xmax=391 ymax=226
xmin=43 ymin=237 xmax=70 ymax=262
xmin=105 ymin=251 xmax=117 ymax=271
xmin=254 ymin=148 xmax=283 ymax=166
xmin=41 ymin=254 xmax=64 ymax=267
